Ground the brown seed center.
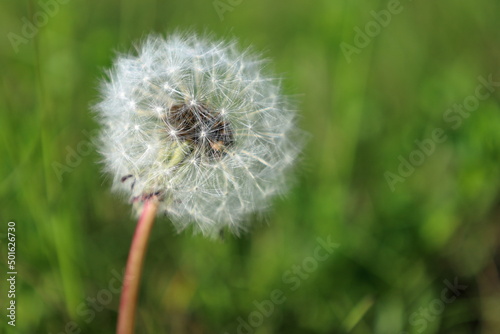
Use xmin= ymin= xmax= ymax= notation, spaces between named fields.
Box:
xmin=165 ymin=103 xmax=234 ymax=159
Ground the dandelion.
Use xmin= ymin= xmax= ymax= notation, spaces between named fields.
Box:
xmin=94 ymin=33 xmax=303 ymax=334
xmin=96 ymin=33 xmax=303 ymax=236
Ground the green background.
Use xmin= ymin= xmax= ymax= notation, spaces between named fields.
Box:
xmin=1 ymin=0 xmax=500 ymax=333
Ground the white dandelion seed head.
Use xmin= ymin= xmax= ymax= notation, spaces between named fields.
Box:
xmin=95 ymin=33 xmax=304 ymax=237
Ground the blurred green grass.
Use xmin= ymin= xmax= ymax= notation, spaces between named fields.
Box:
xmin=1 ymin=0 xmax=500 ymax=333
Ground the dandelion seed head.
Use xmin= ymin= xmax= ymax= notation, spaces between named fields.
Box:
xmin=95 ymin=33 xmax=304 ymax=237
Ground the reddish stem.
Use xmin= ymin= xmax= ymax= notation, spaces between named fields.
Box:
xmin=117 ymin=198 xmax=159 ymax=334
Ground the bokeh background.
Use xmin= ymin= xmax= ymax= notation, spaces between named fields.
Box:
xmin=1 ymin=0 xmax=500 ymax=333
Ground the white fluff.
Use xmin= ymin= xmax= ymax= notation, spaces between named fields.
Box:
xmin=95 ymin=33 xmax=303 ymax=237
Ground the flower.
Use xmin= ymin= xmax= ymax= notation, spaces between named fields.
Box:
xmin=95 ymin=33 xmax=303 ymax=237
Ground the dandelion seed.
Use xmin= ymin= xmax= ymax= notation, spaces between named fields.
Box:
xmin=95 ymin=33 xmax=303 ymax=237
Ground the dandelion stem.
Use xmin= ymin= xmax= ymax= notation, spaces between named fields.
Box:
xmin=117 ymin=197 xmax=159 ymax=334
